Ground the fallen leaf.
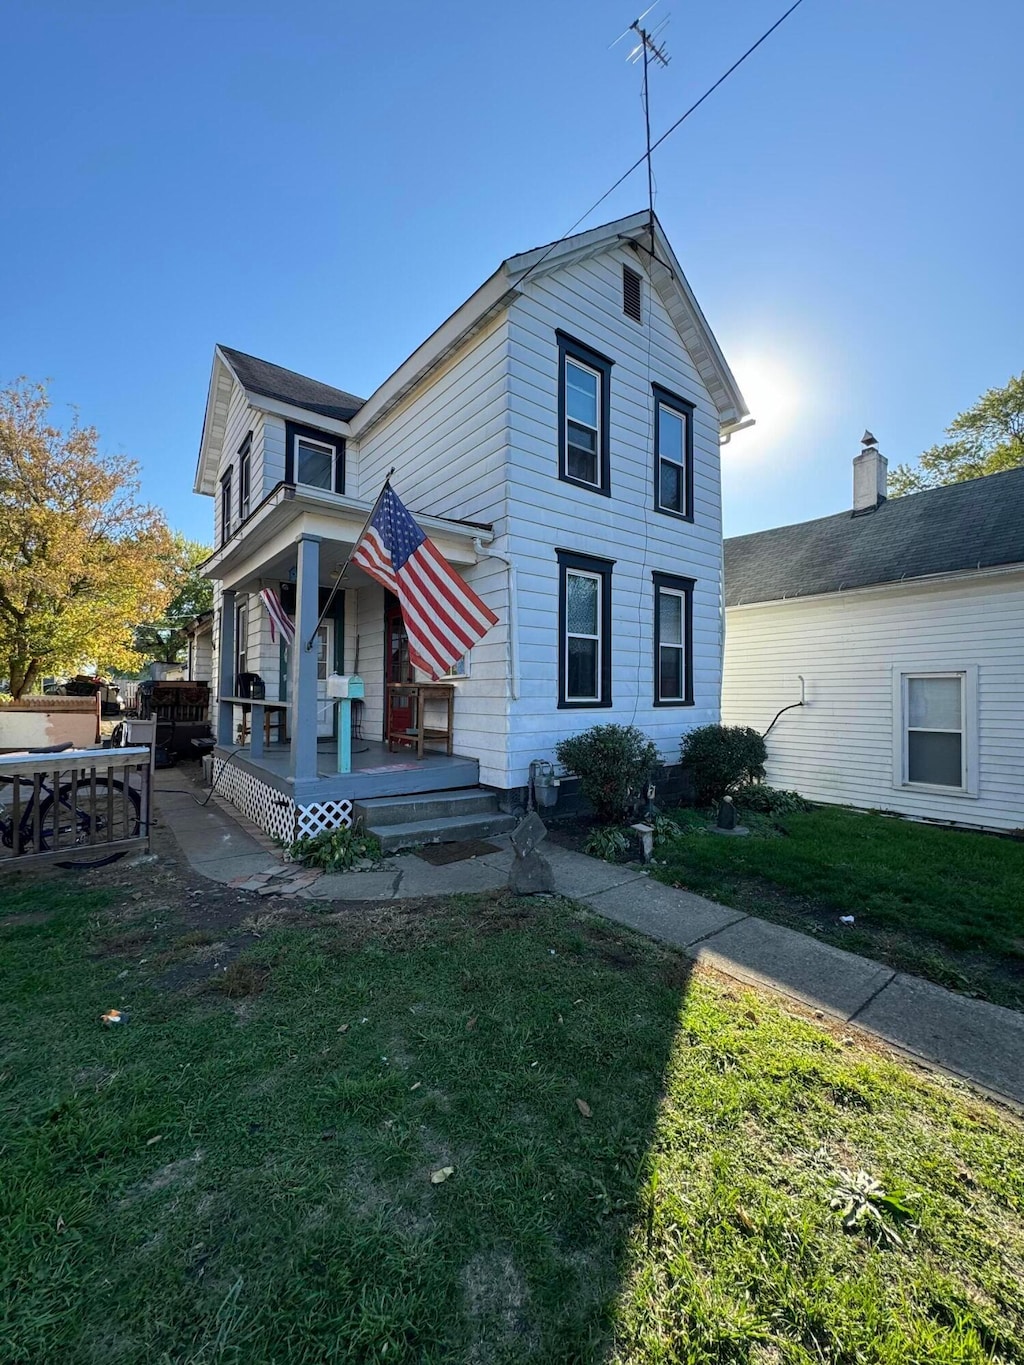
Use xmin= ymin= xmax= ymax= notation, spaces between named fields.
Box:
xmin=146 ymin=1135 xmax=163 ymax=1146
xmin=744 ymin=1010 xmax=758 ymax=1024
xmin=337 ymin=1024 xmax=350 ymax=1034
xmin=410 ymin=1081 xmax=421 ymax=1091
xmin=56 ymin=1216 xmax=66 ymax=1233
xmin=575 ymin=1098 xmax=592 ymax=1119
xmin=430 ymin=1166 xmax=455 ymax=1184
xmin=466 ymin=1016 xmax=477 ymax=1031
xmin=735 ymin=1205 xmax=755 ymax=1233
xmin=557 ymin=1014 xmax=564 ymax=1024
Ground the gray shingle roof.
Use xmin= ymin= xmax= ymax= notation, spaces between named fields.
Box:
xmin=219 ymin=346 xmax=364 ymax=422
xmin=724 ymin=466 xmax=1024 ymax=607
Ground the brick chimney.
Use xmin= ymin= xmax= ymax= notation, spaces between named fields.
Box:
xmin=852 ymin=430 xmax=887 ymax=513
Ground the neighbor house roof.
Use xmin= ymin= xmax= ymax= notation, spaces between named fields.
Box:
xmin=724 ymin=466 xmax=1024 ymax=607
xmin=218 ymin=346 xmax=364 ymax=423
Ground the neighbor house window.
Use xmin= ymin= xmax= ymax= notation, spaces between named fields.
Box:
xmin=284 ymin=420 xmax=345 ymax=494
xmin=239 ymin=433 xmax=252 ymax=520
xmin=653 ymin=572 xmax=694 ymax=706
xmin=557 ymin=331 xmax=612 ymax=495
xmin=902 ymin=673 xmax=966 ymax=789
xmin=220 ymin=466 xmax=233 ymax=546
xmin=653 ymin=384 xmax=694 ymax=519
xmin=557 ymin=550 xmax=613 ymax=708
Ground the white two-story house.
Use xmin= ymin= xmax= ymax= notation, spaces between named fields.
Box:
xmin=193 ymin=211 xmax=749 ymax=845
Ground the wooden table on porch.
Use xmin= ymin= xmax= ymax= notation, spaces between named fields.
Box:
xmin=222 ymin=698 xmax=290 ymax=758
xmin=386 ymin=683 xmax=455 ymax=758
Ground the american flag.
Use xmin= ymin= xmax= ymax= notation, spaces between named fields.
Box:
xmin=259 ymin=587 xmax=295 ymax=646
xmin=351 ymin=484 xmax=498 ymax=679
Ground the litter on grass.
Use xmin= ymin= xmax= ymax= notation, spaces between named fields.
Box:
xmin=100 ymin=1009 xmax=126 ymax=1026
xmin=839 ymin=915 xmax=855 ymax=925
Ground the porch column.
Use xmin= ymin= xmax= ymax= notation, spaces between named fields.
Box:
xmin=217 ymin=589 xmax=236 ymax=745
xmin=289 ymin=534 xmax=322 ymax=781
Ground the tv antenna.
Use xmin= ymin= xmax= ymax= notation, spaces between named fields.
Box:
xmin=612 ymin=4 xmax=670 ymax=230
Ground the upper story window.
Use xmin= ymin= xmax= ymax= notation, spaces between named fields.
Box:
xmin=284 ymin=420 xmax=345 ymax=495
xmin=239 ymin=432 xmax=252 ymax=521
xmin=556 ymin=331 xmax=612 ymax=496
xmin=653 ymin=384 xmax=694 ymax=521
xmin=219 ymin=466 xmax=233 ymax=547
xmin=622 ymin=264 xmax=642 ymax=323
xmin=557 ymin=549 xmax=613 ymax=708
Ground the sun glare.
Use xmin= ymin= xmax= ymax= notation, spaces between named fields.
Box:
xmin=727 ymin=354 xmax=803 ymax=456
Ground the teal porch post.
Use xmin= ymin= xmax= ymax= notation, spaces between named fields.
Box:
xmin=216 ymin=589 xmax=236 ymax=745
xmin=289 ymin=535 xmax=321 ymax=781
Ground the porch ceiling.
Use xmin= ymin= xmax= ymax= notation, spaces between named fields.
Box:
xmin=206 ymin=483 xmax=492 ymax=590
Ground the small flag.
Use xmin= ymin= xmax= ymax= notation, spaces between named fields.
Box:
xmin=351 ymin=484 xmax=498 ymax=678
xmin=260 ymin=587 xmax=295 ymax=647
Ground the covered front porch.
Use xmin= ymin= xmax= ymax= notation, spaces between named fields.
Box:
xmin=206 ymin=484 xmax=500 ymax=839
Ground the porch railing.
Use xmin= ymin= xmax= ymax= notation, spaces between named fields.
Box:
xmin=0 ymin=746 xmax=152 ymax=867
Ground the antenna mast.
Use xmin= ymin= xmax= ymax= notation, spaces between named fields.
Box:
xmin=616 ymin=4 xmax=670 ymax=233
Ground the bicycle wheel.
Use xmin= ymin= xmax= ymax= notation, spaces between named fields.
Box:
xmin=36 ymin=779 xmax=142 ymax=869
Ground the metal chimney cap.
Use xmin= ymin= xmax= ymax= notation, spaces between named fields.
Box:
xmin=861 ymin=429 xmax=878 ymax=448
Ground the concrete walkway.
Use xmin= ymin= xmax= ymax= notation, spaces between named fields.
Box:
xmin=154 ymin=777 xmax=1024 ymax=1108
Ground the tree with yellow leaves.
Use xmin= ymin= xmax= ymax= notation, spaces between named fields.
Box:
xmin=0 ymin=378 xmax=173 ymax=698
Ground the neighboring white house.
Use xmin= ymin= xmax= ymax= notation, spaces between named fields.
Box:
xmin=193 ymin=211 xmax=749 ymax=842
xmin=722 ymin=442 xmax=1024 ymax=831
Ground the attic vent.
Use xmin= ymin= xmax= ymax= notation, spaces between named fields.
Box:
xmin=622 ymin=265 xmax=642 ymax=323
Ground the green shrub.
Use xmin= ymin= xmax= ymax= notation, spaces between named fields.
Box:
xmin=583 ymin=826 xmax=630 ymax=862
xmin=555 ymin=724 xmax=660 ymax=824
xmin=734 ymin=783 xmax=812 ymax=815
xmin=651 ymin=813 xmax=682 ymax=845
xmin=287 ymin=827 xmax=382 ymax=871
xmin=679 ymin=724 xmax=767 ymax=805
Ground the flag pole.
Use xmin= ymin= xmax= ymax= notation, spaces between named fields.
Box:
xmin=303 ymin=468 xmax=395 ymax=652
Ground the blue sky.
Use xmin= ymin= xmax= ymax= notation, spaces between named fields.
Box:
xmin=2 ymin=0 xmax=1021 ymax=542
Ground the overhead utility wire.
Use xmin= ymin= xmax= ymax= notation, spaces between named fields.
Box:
xmin=514 ymin=0 xmax=807 ymax=290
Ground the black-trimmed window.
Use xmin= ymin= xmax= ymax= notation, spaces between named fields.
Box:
xmin=239 ymin=432 xmax=252 ymax=521
xmin=219 ymin=466 xmax=233 ymax=547
xmin=557 ymin=549 xmax=613 ymax=708
xmin=284 ymin=420 xmax=345 ymax=494
xmin=653 ymin=572 xmax=694 ymax=706
xmin=557 ymin=331 xmax=612 ymax=495
xmin=653 ymin=385 xmax=694 ymax=520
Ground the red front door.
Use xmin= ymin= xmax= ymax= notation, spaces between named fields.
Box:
xmin=385 ymin=599 xmax=415 ymax=738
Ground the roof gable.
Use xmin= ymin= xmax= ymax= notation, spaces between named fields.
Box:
xmin=725 ymin=467 xmax=1024 ymax=607
xmin=218 ymin=347 xmax=364 ymax=423
xmin=193 ymin=347 xmax=365 ymax=495
xmin=350 ymin=211 xmax=749 ymax=437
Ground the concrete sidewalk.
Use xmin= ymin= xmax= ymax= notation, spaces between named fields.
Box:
xmin=154 ymin=778 xmax=1024 ymax=1108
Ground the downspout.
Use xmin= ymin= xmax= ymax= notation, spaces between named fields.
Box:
xmin=473 ymin=537 xmax=518 ymax=701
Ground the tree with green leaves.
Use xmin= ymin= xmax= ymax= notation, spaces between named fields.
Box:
xmin=132 ymin=533 xmax=213 ymax=665
xmin=0 ymin=378 xmax=172 ymax=698
xmin=889 ymin=372 xmax=1024 ymax=496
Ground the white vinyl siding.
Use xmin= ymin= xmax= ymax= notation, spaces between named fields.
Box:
xmin=722 ymin=571 xmax=1024 ymax=830
xmin=353 ymin=315 xmax=511 ymax=787
xmin=506 ymin=244 xmax=723 ymax=784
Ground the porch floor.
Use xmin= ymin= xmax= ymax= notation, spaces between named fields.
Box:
xmin=214 ymin=739 xmax=481 ymax=803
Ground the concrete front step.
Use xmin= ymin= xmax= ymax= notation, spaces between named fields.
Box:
xmin=372 ymin=811 xmax=518 ymax=853
xmin=354 ymin=788 xmax=499 ymax=829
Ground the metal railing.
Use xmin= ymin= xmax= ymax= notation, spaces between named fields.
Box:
xmin=0 ymin=746 xmax=152 ymax=868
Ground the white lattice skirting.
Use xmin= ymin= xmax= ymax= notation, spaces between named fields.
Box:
xmin=213 ymin=760 xmax=353 ymax=844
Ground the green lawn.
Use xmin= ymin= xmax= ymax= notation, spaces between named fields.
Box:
xmin=2 ymin=876 xmax=1024 ymax=1363
xmin=650 ymin=805 xmax=1024 ymax=1010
